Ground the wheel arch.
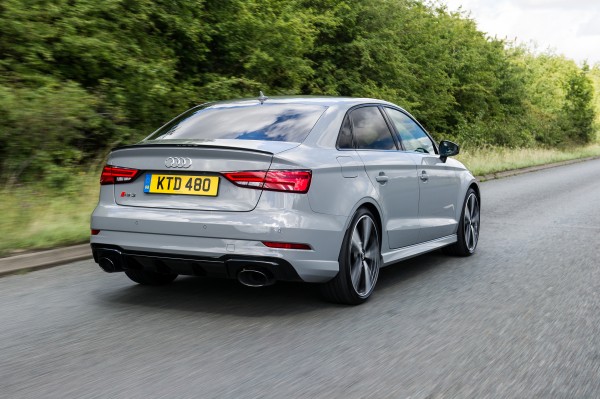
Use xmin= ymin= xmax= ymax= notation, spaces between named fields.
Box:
xmin=469 ymin=181 xmax=481 ymax=207
xmin=344 ymin=198 xmax=386 ymax=250
xmin=454 ymin=177 xmax=480 ymax=222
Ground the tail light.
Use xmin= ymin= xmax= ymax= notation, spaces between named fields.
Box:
xmin=100 ymin=165 xmax=141 ymax=185
xmin=223 ymin=170 xmax=311 ymax=193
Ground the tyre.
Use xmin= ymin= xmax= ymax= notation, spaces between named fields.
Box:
xmin=444 ymin=188 xmax=480 ymax=256
xmin=321 ymin=208 xmax=381 ymax=305
xmin=125 ymin=269 xmax=178 ymax=286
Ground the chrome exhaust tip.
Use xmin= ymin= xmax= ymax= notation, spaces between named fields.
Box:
xmin=237 ymin=269 xmax=275 ymax=287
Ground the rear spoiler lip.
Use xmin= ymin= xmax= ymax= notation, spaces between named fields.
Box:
xmin=111 ymin=143 xmax=274 ymax=156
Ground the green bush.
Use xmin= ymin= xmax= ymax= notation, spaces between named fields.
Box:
xmin=0 ymin=81 xmax=100 ymax=184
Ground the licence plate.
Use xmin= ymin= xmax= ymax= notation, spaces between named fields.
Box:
xmin=143 ymin=174 xmax=219 ymax=196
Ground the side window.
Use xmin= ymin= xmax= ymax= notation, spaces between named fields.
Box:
xmin=337 ymin=115 xmax=353 ymax=149
xmin=350 ymin=107 xmax=396 ymax=150
xmin=385 ymin=108 xmax=435 ymax=154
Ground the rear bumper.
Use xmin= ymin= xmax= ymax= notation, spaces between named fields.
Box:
xmin=91 ymin=244 xmax=304 ymax=282
xmin=90 ymin=204 xmax=346 ymax=282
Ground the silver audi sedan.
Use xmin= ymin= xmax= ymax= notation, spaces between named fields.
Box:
xmin=91 ymin=96 xmax=480 ymax=304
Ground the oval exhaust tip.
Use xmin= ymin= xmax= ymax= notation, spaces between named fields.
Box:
xmin=237 ymin=269 xmax=275 ymax=287
xmin=98 ymin=257 xmax=116 ymax=273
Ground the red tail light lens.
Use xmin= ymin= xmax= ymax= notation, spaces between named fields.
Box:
xmin=221 ymin=171 xmax=267 ymax=188
xmin=100 ymin=165 xmax=141 ymax=185
xmin=263 ymin=170 xmax=312 ymax=193
xmin=262 ymin=241 xmax=312 ymax=250
xmin=91 ymin=229 xmax=100 ymax=235
xmin=222 ymin=170 xmax=311 ymax=193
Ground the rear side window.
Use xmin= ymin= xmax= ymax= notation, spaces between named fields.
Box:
xmin=145 ymin=103 xmax=328 ymax=143
xmin=337 ymin=116 xmax=354 ymax=149
xmin=350 ymin=107 xmax=396 ymax=150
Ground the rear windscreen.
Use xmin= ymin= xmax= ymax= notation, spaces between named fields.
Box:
xmin=144 ymin=103 xmax=328 ymax=143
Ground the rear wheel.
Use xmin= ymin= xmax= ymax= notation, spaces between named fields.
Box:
xmin=125 ymin=270 xmax=178 ymax=286
xmin=444 ymin=188 xmax=480 ymax=256
xmin=321 ymin=208 xmax=381 ymax=305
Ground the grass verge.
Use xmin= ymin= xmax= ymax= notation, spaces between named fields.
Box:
xmin=456 ymin=144 xmax=600 ymax=176
xmin=1 ymin=171 xmax=99 ymax=257
xmin=2 ymin=144 xmax=600 ymax=257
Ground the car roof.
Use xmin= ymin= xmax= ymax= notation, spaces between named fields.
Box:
xmin=204 ymin=96 xmax=398 ymax=109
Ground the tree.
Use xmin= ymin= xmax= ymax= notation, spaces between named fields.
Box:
xmin=562 ymin=64 xmax=596 ymax=144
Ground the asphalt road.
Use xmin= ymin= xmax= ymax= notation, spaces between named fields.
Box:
xmin=2 ymin=159 xmax=600 ymax=399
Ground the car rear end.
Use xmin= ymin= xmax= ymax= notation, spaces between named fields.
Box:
xmin=90 ymin=100 xmax=347 ymax=283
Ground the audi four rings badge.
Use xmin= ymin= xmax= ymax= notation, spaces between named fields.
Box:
xmin=165 ymin=157 xmax=192 ymax=168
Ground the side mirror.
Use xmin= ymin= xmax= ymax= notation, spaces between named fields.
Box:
xmin=439 ymin=140 xmax=459 ymax=163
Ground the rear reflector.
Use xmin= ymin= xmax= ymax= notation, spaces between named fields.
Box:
xmin=91 ymin=229 xmax=100 ymax=235
xmin=262 ymin=241 xmax=312 ymax=250
xmin=100 ymin=165 xmax=141 ymax=185
xmin=223 ymin=170 xmax=311 ymax=193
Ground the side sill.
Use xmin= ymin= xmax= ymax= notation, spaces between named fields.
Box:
xmin=381 ymin=234 xmax=457 ymax=266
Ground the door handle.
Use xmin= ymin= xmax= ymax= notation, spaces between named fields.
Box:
xmin=420 ymin=170 xmax=429 ymax=182
xmin=375 ymin=173 xmax=389 ymax=184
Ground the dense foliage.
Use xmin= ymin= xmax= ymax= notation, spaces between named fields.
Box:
xmin=0 ymin=0 xmax=597 ymax=183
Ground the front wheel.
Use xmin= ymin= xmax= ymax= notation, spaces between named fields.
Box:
xmin=444 ymin=188 xmax=480 ymax=256
xmin=320 ymin=208 xmax=381 ymax=305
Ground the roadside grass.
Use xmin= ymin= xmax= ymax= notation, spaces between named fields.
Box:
xmin=2 ymin=143 xmax=600 ymax=257
xmin=456 ymin=143 xmax=600 ymax=176
xmin=0 ymin=171 xmax=99 ymax=257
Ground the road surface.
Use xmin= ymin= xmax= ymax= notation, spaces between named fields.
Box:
xmin=1 ymin=159 xmax=600 ymax=398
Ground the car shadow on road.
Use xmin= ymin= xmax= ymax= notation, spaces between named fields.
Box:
xmin=377 ymin=250 xmax=452 ymax=291
xmin=99 ymin=250 xmax=451 ymax=317
xmin=100 ymin=276 xmax=330 ymax=317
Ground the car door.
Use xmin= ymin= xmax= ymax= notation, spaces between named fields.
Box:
xmin=383 ymin=107 xmax=461 ymax=242
xmin=346 ymin=105 xmax=421 ymax=249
